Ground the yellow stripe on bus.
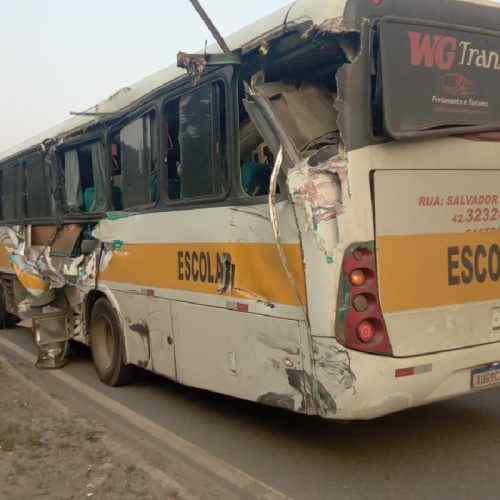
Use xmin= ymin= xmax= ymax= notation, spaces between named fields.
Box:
xmin=377 ymin=232 xmax=500 ymax=313
xmin=12 ymin=265 xmax=48 ymax=291
xmin=0 ymin=246 xmax=10 ymax=268
xmin=100 ymin=242 xmax=306 ymax=306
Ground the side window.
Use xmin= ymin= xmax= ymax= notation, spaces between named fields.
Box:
xmin=0 ymin=164 xmax=20 ymax=221
xmin=110 ymin=112 xmax=156 ymax=210
xmin=238 ymin=84 xmax=274 ymax=197
xmin=24 ymin=154 xmax=52 ymax=218
xmin=164 ymin=82 xmax=226 ymax=200
xmin=239 ymin=121 xmax=274 ymax=197
xmin=62 ymin=141 xmax=106 ymax=213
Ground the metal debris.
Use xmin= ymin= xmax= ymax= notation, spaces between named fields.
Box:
xmin=268 ymin=148 xmax=305 ymax=307
xmin=288 ymin=149 xmax=347 ymax=260
xmin=176 ymin=52 xmax=208 ymax=86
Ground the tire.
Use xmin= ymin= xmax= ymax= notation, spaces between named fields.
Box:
xmin=89 ymin=298 xmax=136 ymax=386
xmin=0 ymin=283 xmax=19 ymax=329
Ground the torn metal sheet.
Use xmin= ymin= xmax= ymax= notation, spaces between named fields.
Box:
xmin=244 ymin=74 xmax=300 ymax=163
xmin=177 ymin=50 xmax=242 ymax=86
xmin=33 ymin=309 xmax=71 ymax=369
xmin=304 ymin=16 xmax=358 ymax=39
xmin=244 ymin=77 xmax=308 ymax=312
xmin=257 ymin=368 xmax=336 ymax=415
xmin=63 ymin=255 xmax=85 ymax=276
xmin=8 ymin=242 xmax=56 ymax=297
xmin=269 ymin=148 xmax=305 ymax=308
xmin=304 ymin=17 xmax=360 ymax=62
xmin=177 ymin=52 xmax=207 ymax=85
xmin=291 ymin=369 xmax=336 ymax=415
xmin=255 ymin=80 xmax=339 ymax=152
xmin=288 ymin=149 xmax=346 ymax=260
xmin=5 ymin=225 xmax=113 ymax=298
xmin=78 ymin=244 xmax=113 ymax=284
xmin=334 ymin=19 xmax=373 ymax=151
xmin=312 ymin=337 xmax=356 ymax=418
xmin=255 ymin=328 xmax=306 ymax=412
xmin=3 ymin=224 xmax=116 ymax=370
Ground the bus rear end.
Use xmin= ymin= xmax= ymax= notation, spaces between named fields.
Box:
xmin=375 ymin=168 xmax=499 ymax=359
xmin=331 ymin=140 xmax=500 ymax=419
xmin=320 ymin=2 xmax=500 ymax=419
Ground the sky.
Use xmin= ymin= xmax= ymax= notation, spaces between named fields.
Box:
xmin=0 ymin=0 xmax=290 ymax=153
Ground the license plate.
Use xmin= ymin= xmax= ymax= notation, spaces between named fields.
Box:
xmin=471 ymin=363 xmax=500 ymax=389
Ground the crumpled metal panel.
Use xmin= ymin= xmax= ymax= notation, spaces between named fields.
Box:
xmin=289 ymin=148 xmax=346 ymax=261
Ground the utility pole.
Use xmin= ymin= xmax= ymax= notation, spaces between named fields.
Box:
xmin=188 ymin=0 xmax=231 ymax=55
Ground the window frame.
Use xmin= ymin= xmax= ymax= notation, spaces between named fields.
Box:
xmin=57 ymin=135 xmax=109 ymax=220
xmin=160 ymin=72 xmax=234 ymax=207
xmin=234 ymin=76 xmax=289 ymax=203
xmin=0 ymin=162 xmax=23 ymax=224
xmin=23 ymin=152 xmax=54 ymax=222
xmin=107 ymin=107 xmax=159 ymax=213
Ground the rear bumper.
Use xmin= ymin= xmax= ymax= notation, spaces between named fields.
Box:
xmin=312 ymin=337 xmax=500 ymax=420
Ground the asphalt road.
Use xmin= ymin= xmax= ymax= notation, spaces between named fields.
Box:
xmin=2 ymin=326 xmax=500 ymax=500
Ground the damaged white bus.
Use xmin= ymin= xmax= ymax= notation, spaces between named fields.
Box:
xmin=0 ymin=0 xmax=499 ymax=420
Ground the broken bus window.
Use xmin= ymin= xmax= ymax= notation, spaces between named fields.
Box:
xmin=24 ymin=154 xmax=52 ymax=219
xmin=62 ymin=141 xmax=106 ymax=213
xmin=0 ymin=164 xmax=20 ymax=222
xmin=164 ymin=81 xmax=227 ymax=200
xmin=110 ymin=112 xmax=156 ymax=210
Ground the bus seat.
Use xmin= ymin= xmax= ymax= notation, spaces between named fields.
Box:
xmin=168 ymin=177 xmax=181 ymax=199
xmin=83 ymin=187 xmax=95 ymax=212
xmin=241 ymin=162 xmax=272 ymax=196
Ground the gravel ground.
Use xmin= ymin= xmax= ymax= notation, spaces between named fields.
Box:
xmin=0 ymin=354 xmax=186 ymax=500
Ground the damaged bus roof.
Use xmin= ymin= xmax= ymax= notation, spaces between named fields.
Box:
xmin=0 ymin=0 xmax=347 ymax=163
xmin=2 ymin=0 xmax=500 ymax=164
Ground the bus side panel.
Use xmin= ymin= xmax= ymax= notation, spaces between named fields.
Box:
xmin=171 ymin=301 xmax=307 ymax=412
xmin=111 ymin=290 xmax=176 ymax=379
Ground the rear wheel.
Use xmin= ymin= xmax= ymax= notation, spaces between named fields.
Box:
xmin=0 ymin=282 xmax=19 ymax=329
xmin=89 ymin=298 xmax=136 ymax=386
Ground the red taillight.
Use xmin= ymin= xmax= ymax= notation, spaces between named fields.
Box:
xmin=371 ymin=0 xmax=383 ymax=5
xmin=350 ymin=269 xmax=366 ymax=287
xmin=352 ymin=294 xmax=369 ymax=312
xmin=336 ymin=244 xmax=393 ymax=355
xmin=357 ymin=321 xmax=375 ymax=343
